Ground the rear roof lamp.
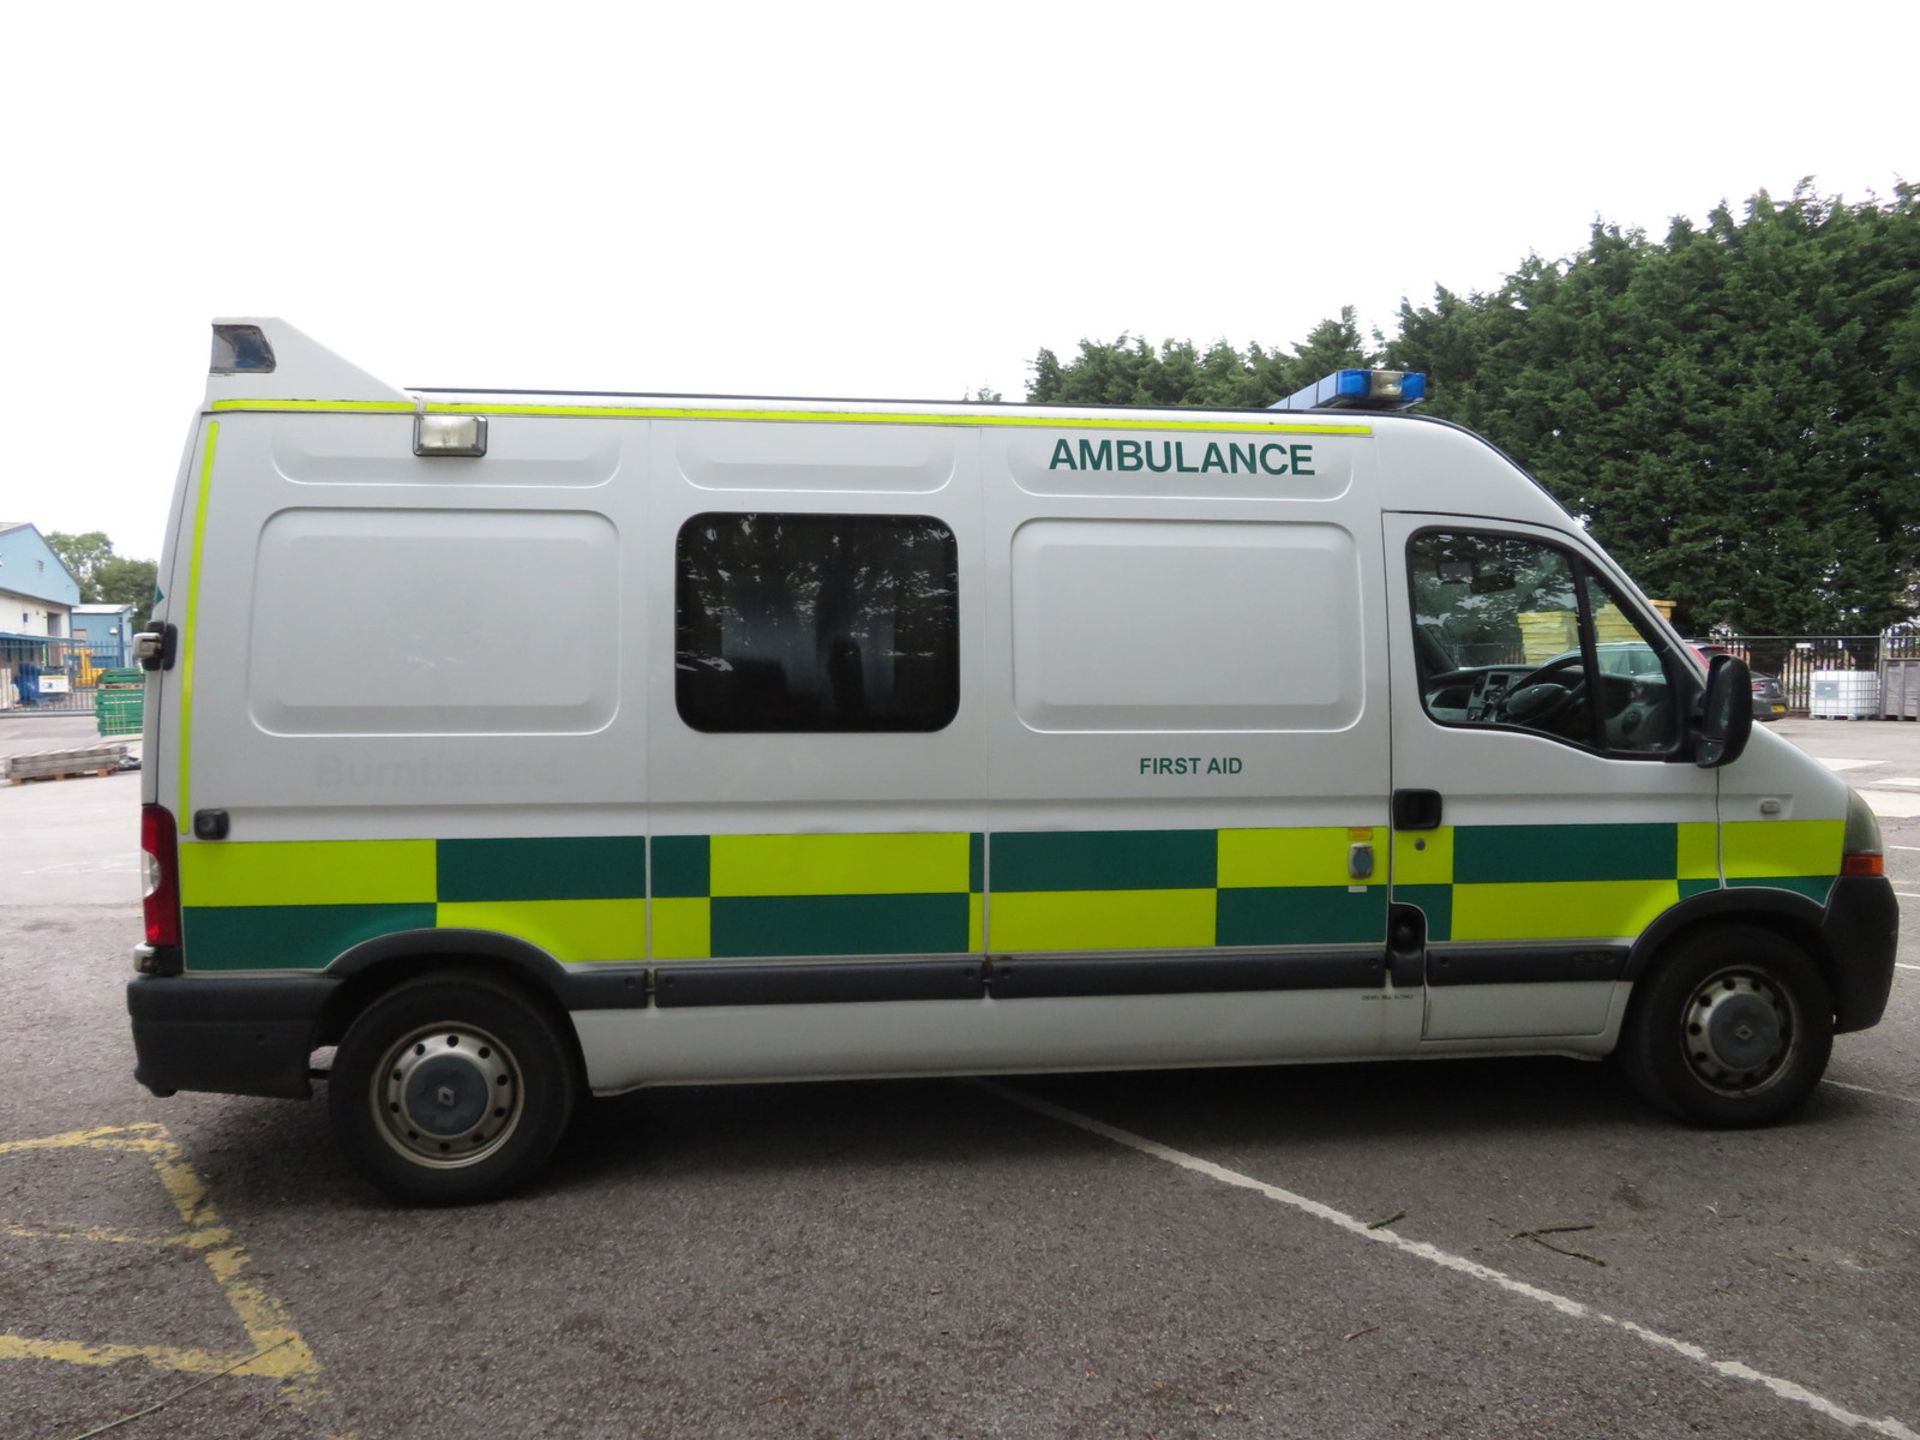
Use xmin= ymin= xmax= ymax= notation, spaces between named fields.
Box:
xmin=210 ymin=323 xmax=276 ymax=374
xmin=413 ymin=413 xmax=488 ymax=458
xmin=1271 ymin=368 xmax=1428 ymax=412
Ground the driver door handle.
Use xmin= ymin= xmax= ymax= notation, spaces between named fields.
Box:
xmin=1393 ymin=789 xmax=1443 ymax=830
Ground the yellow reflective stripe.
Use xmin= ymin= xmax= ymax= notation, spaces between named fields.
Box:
xmin=1723 ymin=820 xmax=1844 ymax=879
xmin=209 ymin=399 xmax=415 ymax=412
xmin=1678 ymin=822 xmax=1720 ymax=881
xmin=650 ymin=897 xmax=712 ymax=959
xmin=209 ymin=398 xmax=1370 ymax=437
xmin=176 ymin=422 xmax=218 ymax=835
xmin=1452 ymin=880 xmax=1679 ymax=942
xmin=709 ymin=833 xmax=969 ymax=897
xmin=989 ymin=889 xmax=1215 ymax=952
xmin=1218 ymin=827 xmax=1384 ymax=888
xmin=436 ymin=899 xmax=644 ymax=963
xmin=1392 ymin=826 xmax=1454 ymax=886
xmin=179 ymin=840 xmax=435 ymax=907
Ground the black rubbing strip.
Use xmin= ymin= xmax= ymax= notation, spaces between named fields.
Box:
xmin=987 ymin=951 xmax=1386 ymax=999
xmin=1424 ymin=946 xmax=1629 ymax=986
xmin=653 ymin=959 xmax=986 ymax=1008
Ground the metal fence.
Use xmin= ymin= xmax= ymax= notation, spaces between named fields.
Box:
xmin=1685 ymin=629 xmax=1920 ymax=718
xmin=0 ymin=638 xmax=112 ymax=717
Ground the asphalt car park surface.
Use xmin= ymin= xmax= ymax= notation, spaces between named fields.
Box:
xmin=3 ymin=716 xmax=1918 ymax=1438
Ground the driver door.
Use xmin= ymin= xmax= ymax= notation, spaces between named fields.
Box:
xmin=1382 ymin=515 xmax=1719 ymax=1042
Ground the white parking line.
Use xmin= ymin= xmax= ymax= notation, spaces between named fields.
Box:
xmin=1889 ymin=846 xmax=1920 ymax=852
xmin=1823 ymin=1079 xmax=1920 ymax=1106
xmin=1859 ymin=791 xmax=1920 ymax=819
xmin=983 ymin=1081 xmax=1920 ymax=1440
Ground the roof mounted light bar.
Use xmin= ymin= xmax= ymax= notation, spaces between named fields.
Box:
xmin=1270 ymin=368 xmax=1427 ymax=412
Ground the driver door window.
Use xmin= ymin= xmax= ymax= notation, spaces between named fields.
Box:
xmin=1408 ymin=531 xmax=1681 ymax=756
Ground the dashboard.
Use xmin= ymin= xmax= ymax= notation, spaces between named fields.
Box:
xmin=1421 ymin=661 xmax=1678 ymax=751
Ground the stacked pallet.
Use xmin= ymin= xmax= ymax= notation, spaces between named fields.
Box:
xmin=3 ymin=745 xmax=130 ymax=783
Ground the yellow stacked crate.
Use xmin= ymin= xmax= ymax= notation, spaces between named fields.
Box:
xmin=1517 ymin=610 xmax=1578 ymax=663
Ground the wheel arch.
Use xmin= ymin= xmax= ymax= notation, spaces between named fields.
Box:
xmin=314 ymin=929 xmax=603 ymax=1077
xmin=1626 ymin=888 xmax=1834 ymax=1014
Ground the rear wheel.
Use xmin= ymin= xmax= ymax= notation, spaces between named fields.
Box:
xmin=1619 ymin=925 xmax=1832 ymax=1126
xmin=328 ymin=972 xmax=576 ymax=1203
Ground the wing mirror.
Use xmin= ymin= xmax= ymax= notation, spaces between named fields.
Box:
xmin=1694 ymin=654 xmax=1754 ymax=768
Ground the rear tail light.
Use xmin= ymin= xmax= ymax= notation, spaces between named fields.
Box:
xmin=1842 ymin=789 xmax=1885 ymax=881
xmin=141 ymin=804 xmax=181 ymax=947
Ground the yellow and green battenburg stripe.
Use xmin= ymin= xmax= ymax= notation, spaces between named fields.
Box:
xmin=174 ymin=821 xmax=1846 ymax=973
xmin=986 ymin=827 xmax=1386 ymax=952
xmin=1723 ymin=819 xmax=1846 ymax=904
xmin=650 ymin=833 xmax=983 ymax=960
xmin=179 ymin=837 xmax=647 ymax=971
xmin=1392 ymin=820 xmax=1838 ymax=942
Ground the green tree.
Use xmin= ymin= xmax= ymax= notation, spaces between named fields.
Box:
xmin=1386 ymin=181 xmax=1920 ymax=635
xmin=1027 ymin=181 xmax=1919 ymax=636
xmin=43 ymin=530 xmax=160 ymax=628
xmin=44 ymin=530 xmax=112 ymax=594
xmin=95 ymin=555 xmax=160 ymax=631
xmin=1028 ymin=308 xmax=1375 ymax=410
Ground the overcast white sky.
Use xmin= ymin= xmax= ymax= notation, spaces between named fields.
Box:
xmin=1 ymin=1 xmax=1911 ymax=560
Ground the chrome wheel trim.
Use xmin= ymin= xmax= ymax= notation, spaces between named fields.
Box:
xmin=372 ymin=1022 xmax=523 ymax=1169
xmin=1681 ymin=966 xmax=1798 ymax=1099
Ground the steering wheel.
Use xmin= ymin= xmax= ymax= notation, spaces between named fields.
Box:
xmin=1499 ymin=654 xmax=1587 ymax=725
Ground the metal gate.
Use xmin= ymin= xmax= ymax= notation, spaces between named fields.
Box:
xmin=1685 ymin=630 xmax=1920 ymax=718
xmin=0 ymin=638 xmax=103 ymax=717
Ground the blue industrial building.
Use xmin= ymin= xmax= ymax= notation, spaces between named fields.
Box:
xmin=72 ymin=602 xmax=138 ymax=667
xmin=1 ymin=522 xmax=83 ymax=706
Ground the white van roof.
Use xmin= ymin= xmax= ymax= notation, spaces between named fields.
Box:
xmin=203 ymin=319 xmax=1391 ymax=434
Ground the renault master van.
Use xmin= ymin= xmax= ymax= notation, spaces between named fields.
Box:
xmin=127 ymin=321 xmax=1899 ymax=1202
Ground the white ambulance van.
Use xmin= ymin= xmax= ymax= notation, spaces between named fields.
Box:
xmin=127 ymin=321 xmax=1898 ymax=1202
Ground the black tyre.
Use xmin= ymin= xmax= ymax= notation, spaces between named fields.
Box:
xmin=328 ymin=971 xmax=577 ymax=1204
xmin=1619 ymin=924 xmax=1832 ymax=1127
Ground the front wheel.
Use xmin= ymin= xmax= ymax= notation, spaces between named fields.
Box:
xmin=329 ymin=971 xmax=577 ymax=1203
xmin=1619 ymin=925 xmax=1832 ymax=1127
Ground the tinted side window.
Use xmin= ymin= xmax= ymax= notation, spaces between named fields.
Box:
xmin=1581 ymin=570 xmax=1682 ymax=753
xmin=1407 ymin=530 xmax=1684 ymax=757
xmin=1407 ymin=531 xmax=1592 ymax=744
xmin=676 ymin=513 xmax=959 ymax=733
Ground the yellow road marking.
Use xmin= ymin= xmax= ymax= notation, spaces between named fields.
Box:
xmin=3 ymin=1220 xmax=191 ymax=1247
xmin=0 ymin=1120 xmax=333 ymax=1409
xmin=0 ymin=1122 xmax=165 ymax=1154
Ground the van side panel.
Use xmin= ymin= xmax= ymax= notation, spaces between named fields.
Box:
xmin=171 ymin=412 xmax=652 ymax=975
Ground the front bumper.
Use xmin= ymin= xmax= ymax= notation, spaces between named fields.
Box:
xmin=127 ymin=974 xmax=337 ymax=1099
xmin=1821 ymin=875 xmax=1899 ymax=1033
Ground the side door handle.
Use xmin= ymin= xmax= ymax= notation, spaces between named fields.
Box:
xmin=1392 ymin=788 xmax=1443 ymax=830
